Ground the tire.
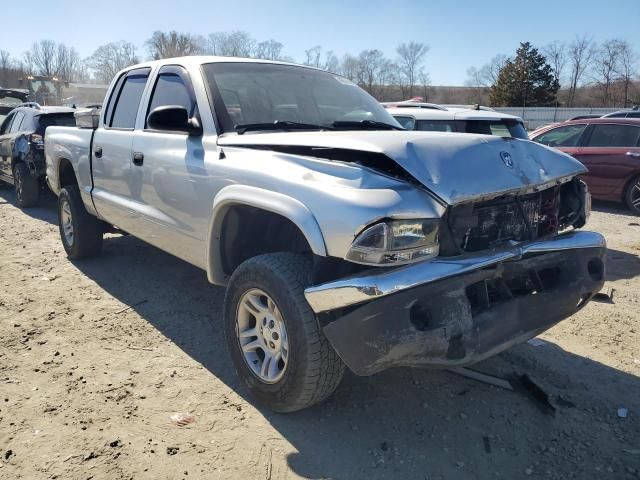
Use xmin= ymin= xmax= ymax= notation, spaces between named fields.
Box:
xmin=624 ymin=175 xmax=640 ymax=215
xmin=13 ymin=162 xmax=39 ymax=208
xmin=224 ymin=253 xmax=345 ymax=412
xmin=58 ymin=185 xmax=103 ymax=258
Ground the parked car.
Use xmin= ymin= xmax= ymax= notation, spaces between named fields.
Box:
xmin=601 ymin=106 xmax=640 ymax=118
xmin=530 ymin=118 xmax=640 ymax=214
xmin=0 ymin=103 xmax=75 ymax=207
xmin=0 ymin=87 xmax=29 ymax=125
xmin=45 ymin=57 xmax=604 ymax=412
xmin=385 ymin=103 xmax=528 ymax=139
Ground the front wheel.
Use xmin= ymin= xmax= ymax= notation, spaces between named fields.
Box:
xmin=224 ymin=253 xmax=345 ymax=412
xmin=624 ymin=175 xmax=640 ymax=215
xmin=58 ymin=185 xmax=104 ymax=258
xmin=13 ymin=162 xmax=39 ymax=208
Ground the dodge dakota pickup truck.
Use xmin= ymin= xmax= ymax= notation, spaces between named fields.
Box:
xmin=45 ymin=56 xmax=605 ymax=412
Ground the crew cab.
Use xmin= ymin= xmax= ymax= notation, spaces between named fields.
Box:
xmin=45 ymin=57 xmax=605 ymax=412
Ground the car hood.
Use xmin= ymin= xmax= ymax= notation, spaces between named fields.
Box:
xmin=218 ymin=130 xmax=587 ymax=205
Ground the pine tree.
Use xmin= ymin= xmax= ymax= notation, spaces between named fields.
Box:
xmin=490 ymin=42 xmax=559 ymax=107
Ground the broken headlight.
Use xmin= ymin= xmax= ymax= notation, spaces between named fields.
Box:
xmin=346 ymin=219 xmax=439 ymax=266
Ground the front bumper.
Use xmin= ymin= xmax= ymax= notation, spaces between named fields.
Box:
xmin=304 ymin=231 xmax=606 ymax=375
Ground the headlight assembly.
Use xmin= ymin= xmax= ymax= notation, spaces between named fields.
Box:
xmin=346 ymin=219 xmax=439 ymax=266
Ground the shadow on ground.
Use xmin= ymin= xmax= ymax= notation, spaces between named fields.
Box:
xmin=65 ymin=233 xmax=640 ymax=479
xmin=0 ymin=186 xmax=58 ymax=225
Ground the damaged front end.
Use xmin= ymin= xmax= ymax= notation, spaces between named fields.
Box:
xmin=305 ymin=179 xmax=603 ymax=376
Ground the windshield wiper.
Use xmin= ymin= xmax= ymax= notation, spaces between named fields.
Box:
xmin=332 ymin=120 xmax=404 ymax=131
xmin=235 ymin=120 xmax=334 ymax=134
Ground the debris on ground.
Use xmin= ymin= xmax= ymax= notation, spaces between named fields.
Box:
xmin=170 ymin=413 xmax=195 ymax=426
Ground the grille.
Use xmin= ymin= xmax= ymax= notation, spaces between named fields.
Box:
xmin=447 ymin=191 xmax=548 ymax=253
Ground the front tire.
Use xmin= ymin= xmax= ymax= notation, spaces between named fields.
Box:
xmin=624 ymin=175 xmax=640 ymax=215
xmin=58 ymin=185 xmax=103 ymax=258
xmin=224 ymin=253 xmax=345 ymax=412
xmin=13 ymin=162 xmax=39 ymax=208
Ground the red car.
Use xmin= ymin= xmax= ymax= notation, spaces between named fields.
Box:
xmin=530 ymin=118 xmax=640 ymax=214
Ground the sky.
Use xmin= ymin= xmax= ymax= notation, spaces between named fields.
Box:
xmin=2 ymin=0 xmax=639 ymax=85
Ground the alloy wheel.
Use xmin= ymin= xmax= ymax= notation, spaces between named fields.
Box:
xmin=60 ymin=198 xmax=74 ymax=246
xmin=236 ymin=288 xmax=289 ymax=384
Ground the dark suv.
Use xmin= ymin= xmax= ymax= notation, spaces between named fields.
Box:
xmin=0 ymin=103 xmax=75 ymax=207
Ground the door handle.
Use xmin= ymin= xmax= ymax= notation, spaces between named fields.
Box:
xmin=132 ymin=152 xmax=144 ymax=166
xmin=94 ymin=146 xmax=102 ymax=158
xmin=626 ymin=151 xmax=640 ymax=158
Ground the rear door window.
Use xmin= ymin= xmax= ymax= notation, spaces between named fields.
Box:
xmin=532 ymin=124 xmax=587 ymax=147
xmin=392 ymin=115 xmax=415 ymax=130
xmin=416 ymin=120 xmax=455 ymax=132
xmin=585 ymin=124 xmax=640 ymax=147
xmin=109 ymin=69 xmax=150 ymax=129
xmin=9 ymin=112 xmax=25 ymax=133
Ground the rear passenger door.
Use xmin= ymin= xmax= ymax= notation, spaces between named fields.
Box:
xmin=130 ymin=65 xmax=209 ymax=265
xmin=0 ymin=112 xmax=17 ymax=178
xmin=574 ymin=123 xmax=640 ymax=199
xmin=91 ymin=68 xmax=151 ymax=232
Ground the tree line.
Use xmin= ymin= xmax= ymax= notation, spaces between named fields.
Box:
xmin=1 ymin=31 xmax=637 ymax=108
xmin=466 ymin=35 xmax=638 ymax=108
xmin=0 ymin=31 xmax=430 ymax=101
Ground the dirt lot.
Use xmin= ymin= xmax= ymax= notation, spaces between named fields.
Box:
xmin=0 ymin=187 xmax=639 ymax=480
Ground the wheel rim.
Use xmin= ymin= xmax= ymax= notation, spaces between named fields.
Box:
xmin=236 ymin=288 xmax=289 ymax=384
xmin=60 ymin=198 xmax=74 ymax=246
xmin=631 ymin=180 xmax=640 ymax=212
xmin=14 ymin=167 xmax=23 ymax=203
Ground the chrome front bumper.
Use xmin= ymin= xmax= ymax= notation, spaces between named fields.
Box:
xmin=304 ymin=231 xmax=606 ymax=313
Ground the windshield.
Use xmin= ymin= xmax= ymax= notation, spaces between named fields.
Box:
xmin=203 ymin=62 xmax=401 ymax=133
xmin=36 ymin=113 xmax=76 ymax=131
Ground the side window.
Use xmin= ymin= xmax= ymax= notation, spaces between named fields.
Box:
xmin=110 ymin=70 xmax=150 ymax=129
xmin=533 ymin=124 xmax=586 ymax=147
xmin=393 ymin=116 xmax=415 ymax=130
xmin=626 ymin=111 xmax=640 ymax=119
xmin=607 ymin=112 xmax=628 ymax=118
xmin=9 ymin=112 xmax=25 ymax=133
xmin=0 ymin=112 xmax=15 ymax=135
xmin=103 ymin=73 xmax=126 ymax=126
xmin=586 ymin=124 xmax=640 ymax=148
xmin=147 ymin=73 xmax=194 ymax=124
xmin=416 ymin=120 xmax=455 ymax=132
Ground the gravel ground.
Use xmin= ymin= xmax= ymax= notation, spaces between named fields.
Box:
xmin=0 ymin=186 xmax=639 ymax=480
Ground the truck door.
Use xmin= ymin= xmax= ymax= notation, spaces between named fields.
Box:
xmin=130 ymin=65 xmax=213 ymax=267
xmin=91 ymin=67 xmax=151 ymax=232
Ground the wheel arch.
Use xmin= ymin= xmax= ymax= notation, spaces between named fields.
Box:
xmin=206 ymin=185 xmax=327 ymax=285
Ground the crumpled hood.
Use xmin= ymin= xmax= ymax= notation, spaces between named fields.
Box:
xmin=218 ymin=130 xmax=587 ymax=205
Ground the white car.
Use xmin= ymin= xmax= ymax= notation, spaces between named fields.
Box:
xmin=384 ymin=102 xmax=528 ymax=139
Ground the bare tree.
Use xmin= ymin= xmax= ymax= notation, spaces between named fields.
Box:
xmin=339 ymin=54 xmax=361 ymax=82
xmin=0 ymin=50 xmax=11 ymax=86
xmin=54 ymin=44 xmax=80 ymax=81
xmin=255 ymin=40 xmax=284 ymax=60
xmin=207 ymin=31 xmax=256 ymax=57
xmin=146 ymin=31 xmax=203 ymax=60
xmin=593 ymin=39 xmax=622 ymax=106
xmin=87 ymin=41 xmax=139 ymax=84
xmin=543 ymin=41 xmax=567 ymax=87
xmin=28 ymin=40 xmax=57 ymax=76
xmin=396 ymin=42 xmax=429 ymax=98
xmin=323 ymin=50 xmax=339 ymax=72
xmin=567 ymin=35 xmax=595 ymax=107
xmin=464 ymin=66 xmax=486 ymax=103
xmin=355 ymin=49 xmax=384 ymax=94
xmin=615 ymin=40 xmax=637 ymax=107
xmin=304 ymin=46 xmax=322 ymax=68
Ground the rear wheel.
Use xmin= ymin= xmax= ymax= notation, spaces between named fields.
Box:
xmin=58 ymin=185 xmax=103 ymax=258
xmin=624 ymin=176 xmax=640 ymax=215
xmin=224 ymin=253 xmax=345 ymax=412
xmin=13 ymin=162 xmax=39 ymax=208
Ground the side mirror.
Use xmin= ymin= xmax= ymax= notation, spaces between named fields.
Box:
xmin=147 ymin=105 xmax=202 ymax=136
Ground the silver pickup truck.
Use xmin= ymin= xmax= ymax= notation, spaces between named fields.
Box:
xmin=45 ymin=56 xmax=605 ymax=412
